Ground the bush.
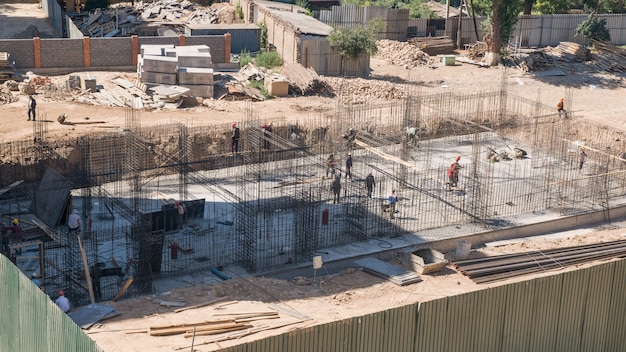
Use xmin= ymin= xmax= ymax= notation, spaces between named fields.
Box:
xmin=235 ymin=2 xmax=244 ymax=20
xmin=254 ymin=51 xmax=282 ymax=69
xmin=239 ymin=50 xmax=252 ymax=67
xmin=248 ymin=79 xmax=272 ymax=98
xmin=576 ymin=12 xmax=611 ymax=42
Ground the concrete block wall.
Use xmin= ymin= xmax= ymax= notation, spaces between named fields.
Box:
xmin=90 ymin=38 xmax=133 ymax=67
xmin=0 ymin=39 xmax=35 ymax=68
xmin=40 ymin=38 xmax=84 ymax=68
xmin=257 ymin=8 xmax=299 ymax=64
xmin=0 ymin=35 xmax=228 ymax=71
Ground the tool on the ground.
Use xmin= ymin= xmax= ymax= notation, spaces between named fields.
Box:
xmin=57 ymin=113 xmax=105 ymax=125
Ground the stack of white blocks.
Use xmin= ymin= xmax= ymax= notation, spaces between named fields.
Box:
xmin=138 ymin=44 xmax=215 ymax=98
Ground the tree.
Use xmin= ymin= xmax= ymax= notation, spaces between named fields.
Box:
xmin=327 ymin=21 xmax=381 ymax=76
xmin=522 ymin=0 xmax=535 ymax=15
xmin=483 ymin=0 xmax=522 ymax=66
xmin=576 ymin=11 xmax=611 ymax=41
xmin=535 ymin=0 xmax=574 ymax=14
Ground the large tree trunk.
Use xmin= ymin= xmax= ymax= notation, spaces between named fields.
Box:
xmin=523 ymin=0 xmax=534 ymax=15
xmin=484 ymin=0 xmax=503 ymax=66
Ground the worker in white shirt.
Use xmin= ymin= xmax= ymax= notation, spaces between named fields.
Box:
xmin=55 ymin=290 xmax=70 ymax=313
xmin=67 ymin=209 xmax=82 ymax=235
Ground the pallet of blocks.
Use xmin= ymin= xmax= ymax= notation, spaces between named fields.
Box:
xmin=0 ymin=52 xmax=19 ymax=82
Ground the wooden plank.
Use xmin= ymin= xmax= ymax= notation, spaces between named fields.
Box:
xmin=0 ymin=180 xmax=23 ymax=196
xmin=78 ymin=235 xmax=95 ymax=304
xmin=112 ymin=277 xmax=134 ymax=302
xmin=173 ymin=296 xmax=229 ymax=313
xmin=31 ymin=219 xmax=60 ymax=242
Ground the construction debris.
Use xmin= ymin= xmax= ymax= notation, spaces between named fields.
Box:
xmin=0 ymin=52 xmax=20 ymax=83
xmin=590 ymin=40 xmax=626 ymax=72
xmin=354 ymin=257 xmax=422 ymax=286
xmin=374 ymin=39 xmax=434 ymax=69
xmin=0 ymin=84 xmax=18 ymax=105
xmin=70 ymin=1 xmax=241 ymax=38
xmin=280 ymin=62 xmax=333 ymax=96
xmin=138 ymin=44 xmax=214 ymax=99
xmin=321 ymin=76 xmax=409 ymax=104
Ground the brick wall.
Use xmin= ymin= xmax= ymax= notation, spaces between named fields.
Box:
xmin=0 ymin=35 xmax=227 ymax=70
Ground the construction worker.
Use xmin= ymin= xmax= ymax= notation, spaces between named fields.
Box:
xmin=344 ymin=128 xmax=356 ymax=149
xmin=331 ymin=175 xmax=341 ymax=204
xmin=55 ymin=291 xmax=71 ymax=313
xmin=262 ymin=121 xmax=273 ymax=149
xmin=326 ymin=154 xmax=336 ymax=178
xmin=579 ymin=146 xmax=587 ymax=171
xmin=365 ymin=172 xmax=375 ymax=198
xmin=345 ymin=153 xmax=353 ymax=181
xmin=231 ymin=123 xmax=240 ymax=153
xmin=68 ymin=209 xmax=81 ymax=235
xmin=447 ymin=156 xmax=462 ymax=190
xmin=389 ymin=190 xmax=398 ymax=219
xmin=556 ymin=98 xmax=566 ymax=118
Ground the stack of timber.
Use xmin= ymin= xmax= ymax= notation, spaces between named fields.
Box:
xmin=590 ymin=41 xmax=626 ymax=73
xmin=148 ymin=319 xmax=252 ymax=337
xmin=0 ymin=52 xmax=19 ymax=83
xmin=407 ymin=36 xmax=455 ymax=56
xmin=547 ymin=41 xmax=591 ymax=62
xmin=138 ymin=44 xmax=214 ymax=99
xmin=453 ymin=239 xmax=626 ymax=284
xmin=280 ymin=62 xmax=332 ymax=96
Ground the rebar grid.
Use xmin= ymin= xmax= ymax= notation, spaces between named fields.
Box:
xmin=3 ymin=89 xmax=626 ymax=304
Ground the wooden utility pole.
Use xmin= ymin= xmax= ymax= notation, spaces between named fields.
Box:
xmin=456 ymin=0 xmax=463 ymax=48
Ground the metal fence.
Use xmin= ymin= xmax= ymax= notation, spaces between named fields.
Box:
xmin=219 ymin=258 xmax=626 ymax=352
xmin=0 ymin=254 xmax=104 ymax=352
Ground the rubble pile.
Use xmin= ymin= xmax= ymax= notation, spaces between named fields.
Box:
xmin=321 ymin=76 xmax=408 ymax=105
xmin=466 ymin=41 xmax=487 ymax=60
xmin=374 ymin=39 xmax=433 ymax=69
xmin=0 ymin=85 xmax=18 ymax=104
xmin=71 ymin=0 xmax=238 ymax=37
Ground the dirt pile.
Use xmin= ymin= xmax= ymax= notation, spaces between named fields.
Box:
xmin=321 ymin=76 xmax=408 ymax=104
xmin=374 ymin=39 xmax=433 ymax=69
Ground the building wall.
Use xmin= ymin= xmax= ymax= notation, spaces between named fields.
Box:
xmin=40 ymin=38 xmax=84 ymax=68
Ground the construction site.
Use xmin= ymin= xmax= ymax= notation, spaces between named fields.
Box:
xmin=2 ymin=73 xmax=626 ymax=308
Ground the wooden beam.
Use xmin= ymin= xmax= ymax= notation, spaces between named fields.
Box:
xmin=78 ymin=235 xmax=95 ymax=304
xmin=0 ymin=180 xmax=24 ymax=196
xmin=112 ymin=277 xmax=134 ymax=302
xmin=173 ymin=297 xmax=229 ymax=313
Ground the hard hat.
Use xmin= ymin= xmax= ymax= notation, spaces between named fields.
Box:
xmin=456 ymin=155 xmax=461 ymax=161
xmin=12 ymin=218 xmax=18 ymax=225
xmin=72 ymin=209 xmax=78 ymax=214
xmin=175 ymin=201 xmax=179 ymax=206
xmin=58 ymin=290 xmax=64 ymax=296
xmin=231 ymin=123 xmax=236 ymax=127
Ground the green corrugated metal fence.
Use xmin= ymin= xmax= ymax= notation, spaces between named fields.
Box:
xmin=0 ymin=255 xmax=104 ymax=352
xmin=220 ymin=259 xmax=626 ymax=352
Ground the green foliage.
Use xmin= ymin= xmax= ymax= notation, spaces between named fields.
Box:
xmin=470 ymin=0 xmax=493 ymax=16
xmin=239 ymin=50 xmax=252 ymax=67
xmin=248 ymin=79 xmax=272 ymax=98
xmin=576 ymin=11 xmax=611 ymax=41
xmin=328 ymin=20 xmax=381 ymax=60
xmin=400 ymin=0 xmax=435 ymax=18
xmin=254 ymin=51 xmax=283 ymax=69
xmin=535 ymin=0 xmax=573 ymax=14
xmin=84 ymin=0 xmax=110 ymax=11
xmin=259 ymin=21 xmax=268 ymax=50
xmin=294 ymin=0 xmax=312 ymax=15
xmin=584 ymin=0 xmax=626 ymax=13
xmin=235 ymin=2 xmax=244 ymax=20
